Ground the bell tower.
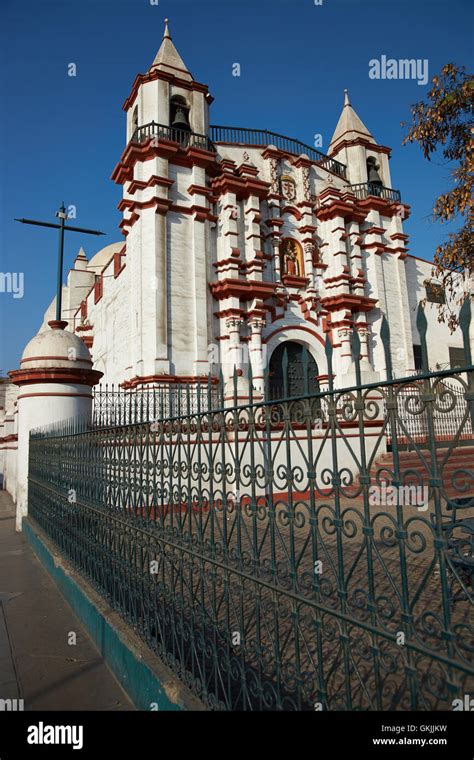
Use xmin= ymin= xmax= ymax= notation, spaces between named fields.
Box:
xmin=112 ymin=19 xmax=216 ymax=382
xmin=327 ymin=90 xmax=413 ymax=380
xmin=328 ymin=90 xmax=392 ymax=189
xmin=124 ymin=19 xmax=210 ymax=144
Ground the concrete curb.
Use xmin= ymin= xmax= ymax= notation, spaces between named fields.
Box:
xmin=23 ymin=517 xmax=205 ymax=712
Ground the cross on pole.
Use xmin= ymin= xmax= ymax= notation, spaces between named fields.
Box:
xmin=15 ymin=203 xmax=106 ymax=323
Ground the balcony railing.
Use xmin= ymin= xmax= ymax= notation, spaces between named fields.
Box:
xmin=349 ymin=182 xmax=401 ymax=203
xmin=130 ymin=122 xmax=348 ymax=179
xmin=210 ymin=125 xmax=347 ymax=179
xmin=131 ymin=122 xmax=216 ymax=153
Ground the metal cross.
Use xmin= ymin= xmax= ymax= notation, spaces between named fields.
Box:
xmin=15 ymin=203 xmax=106 ymax=322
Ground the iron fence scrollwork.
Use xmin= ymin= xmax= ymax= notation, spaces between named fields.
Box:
xmin=28 ymin=301 xmax=474 ymax=710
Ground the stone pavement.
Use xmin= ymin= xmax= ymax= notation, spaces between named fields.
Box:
xmin=0 ymin=490 xmax=133 ymax=711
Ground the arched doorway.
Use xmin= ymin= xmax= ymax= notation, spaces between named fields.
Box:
xmin=268 ymin=341 xmax=319 ymax=400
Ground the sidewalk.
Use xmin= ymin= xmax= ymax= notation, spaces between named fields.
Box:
xmin=0 ymin=490 xmax=133 ymax=711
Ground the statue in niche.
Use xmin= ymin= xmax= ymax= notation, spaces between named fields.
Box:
xmin=282 ymin=239 xmax=301 ymax=276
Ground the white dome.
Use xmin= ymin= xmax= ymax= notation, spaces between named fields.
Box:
xmin=87 ymin=242 xmax=123 ymax=274
xmin=20 ymin=327 xmax=92 ymax=371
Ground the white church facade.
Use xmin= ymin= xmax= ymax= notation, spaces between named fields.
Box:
xmin=1 ymin=20 xmax=467 ymax=511
xmin=33 ymin=22 xmax=466 ymax=393
xmin=35 ymin=23 xmax=466 ymax=393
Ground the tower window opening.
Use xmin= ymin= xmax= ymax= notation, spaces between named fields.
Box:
xmin=131 ymin=107 xmax=139 ymax=140
xmin=366 ymin=156 xmax=383 ymax=194
xmin=170 ymin=95 xmax=191 ymax=144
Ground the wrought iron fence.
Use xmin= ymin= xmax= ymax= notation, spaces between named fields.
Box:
xmin=92 ymin=382 xmax=223 ymax=426
xmin=27 ymin=302 xmax=474 ymax=710
xmin=387 ymin=378 xmax=474 ymax=449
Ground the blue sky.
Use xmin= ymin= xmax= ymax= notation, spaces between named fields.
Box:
xmin=0 ymin=0 xmax=472 ymax=372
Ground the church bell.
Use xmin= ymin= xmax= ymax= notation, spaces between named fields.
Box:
xmin=367 ymin=158 xmax=383 ymax=186
xmin=172 ymin=106 xmax=190 ymax=131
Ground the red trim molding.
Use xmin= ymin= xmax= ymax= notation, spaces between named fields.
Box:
xmin=20 ymin=355 xmax=92 ymax=368
xmin=263 ymin=324 xmax=326 ymax=347
xmin=10 ymin=367 xmax=103 ymax=387
xmin=209 ymin=278 xmax=277 ymax=302
xmin=321 ymin=294 xmax=378 ymax=313
xmin=17 ymin=392 xmax=93 ymax=401
xmin=123 ymin=69 xmax=213 ymax=112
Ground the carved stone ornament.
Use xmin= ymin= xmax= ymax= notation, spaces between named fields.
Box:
xmin=302 ymin=167 xmax=311 ymax=201
xmin=280 ymin=174 xmax=297 ymax=202
xmin=270 ymin=158 xmax=279 ymax=194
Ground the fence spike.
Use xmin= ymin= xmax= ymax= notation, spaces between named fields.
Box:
xmin=324 ymin=332 xmax=333 ymax=362
xmin=186 ymin=381 xmax=191 ymax=416
xmin=416 ymin=302 xmax=429 ymax=371
xmin=207 ymin=373 xmax=212 ymax=410
xmin=459 ymin=296 xmax=472 ymax=367
xmin=302 ymin=345 xmax=309 ymax=395
xmin=233 ymin=365 xmax=238 ymax=406
xmin=248 ymin=360 xmax=253 ymax=404
xmin=169 ymin=382 xmax=175 ymax=417
xmin=350 ymin=326 xmax=362 ymax=386
xmin=380 ymin=315 xmax=393 ymax=381
xmin=350 ymin=327 xmax=361 ymax=363
xmin=218 ymin=367 xmax=224 ymax=406
xmin=325 ymin=333 xmax=333 ymax=391
xmin=282 ymin=346 xmax=289 ymax=398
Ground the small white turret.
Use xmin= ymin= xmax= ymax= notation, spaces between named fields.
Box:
xmin=10 ymin=322 xmax=102 ymax=530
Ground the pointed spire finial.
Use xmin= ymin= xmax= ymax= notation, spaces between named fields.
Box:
xmin=329 ymin=88 xmax=375 ymax=149
xmin=150 ymin=17 xmax=191 ymax=80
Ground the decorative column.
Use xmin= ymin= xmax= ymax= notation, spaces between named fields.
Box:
xmin=224 ymin=317 xmax=244 ymax=377
xmin=9 ymin=322 xmax=103 ymax=531
xmin=248 ymin=317 xmax=266 ymax=397
xmin=294 ymin=154 xmax=317 ymax=289
xmin=223 ymin=317 xmax=250 ymax=405
xmin=262 ymin=146 xmax=284 ymax=283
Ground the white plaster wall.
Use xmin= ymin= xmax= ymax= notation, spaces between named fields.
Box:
xmin=406 ymin=255 xmax=465 ymax=369
xmin=83 ymin=256 xmax=131 ymax=384
xmin=15 ymin=384 xmax=93 ymax=530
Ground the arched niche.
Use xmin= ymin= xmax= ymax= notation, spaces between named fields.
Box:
xmin=280 ymin=238 xmax=305 ymax=279
xmin=170 ymin=94 xmax=191 ymax=133
xmin=131 ymin=106 xmax=139 ymax=139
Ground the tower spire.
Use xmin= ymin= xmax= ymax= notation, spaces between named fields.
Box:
xmin=149 ymin=18 xmax=193 ymax=81
xmin=329 ymin=89 xmax=375 ymax=152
